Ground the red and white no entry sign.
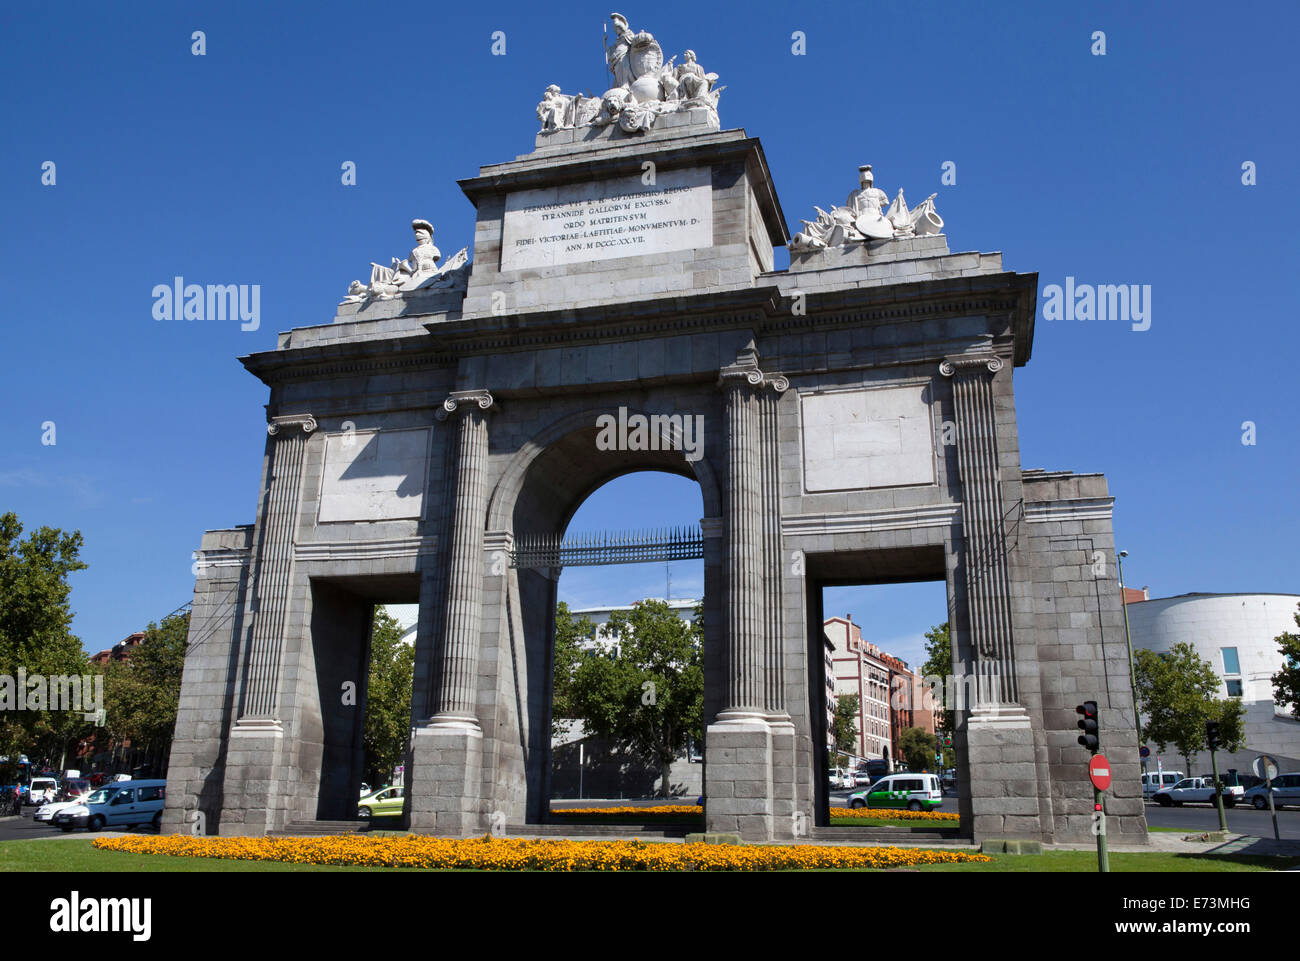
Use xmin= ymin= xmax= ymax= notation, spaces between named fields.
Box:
xmin=1089 ymin=755 xmax=1112 ymax=791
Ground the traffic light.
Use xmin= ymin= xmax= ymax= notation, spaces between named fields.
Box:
xmin=1205 ymin=720 xmax=1220 ymax=750
xmin=1076 ymin=701 xmax=1099 ymax=752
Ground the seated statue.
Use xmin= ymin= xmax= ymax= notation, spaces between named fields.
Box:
xmin=536 ymin=84 xmax=572 ymax=131
xmin=370 ymin=219 xmax=441 ymax=297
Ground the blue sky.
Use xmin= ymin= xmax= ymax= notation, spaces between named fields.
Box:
xmin=2 ymin=1 xmax=1296 ymax=657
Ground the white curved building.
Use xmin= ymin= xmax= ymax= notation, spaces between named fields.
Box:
xmin=1126 ymin=592 xmax=1300 ymax=770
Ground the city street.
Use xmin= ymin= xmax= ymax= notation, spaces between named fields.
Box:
xmin=1142 ymin=800 xmax=1300 ymax=839
xmin=0 ymin=815 xmax=158 ymax=843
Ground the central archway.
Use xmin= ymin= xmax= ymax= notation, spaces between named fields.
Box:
xmin=481 ymin=407 xmax=724 ymax=825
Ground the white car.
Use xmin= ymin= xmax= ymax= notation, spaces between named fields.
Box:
xmin=34 ymin=799 xmax=84 ymax=823
xmin=828 ymin=770 xmax=854 ymax=790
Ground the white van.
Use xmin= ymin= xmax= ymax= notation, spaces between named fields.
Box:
xmin=1141 ymin=771 xmax=1184 ymax=797
xmin=52 ymin=779 xmax=167 ymax=832
xmin=26 ymin=777 xmax=58 ymax=806
xmin=847 ymin=772 xmax=944 ymax=812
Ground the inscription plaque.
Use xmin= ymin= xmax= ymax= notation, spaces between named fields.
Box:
xmin=501 ymin=166 xmax=712 ymax=271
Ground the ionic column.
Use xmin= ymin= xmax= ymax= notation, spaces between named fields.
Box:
xmin=759 ymin=375 xmax=789 ymax=714
xmin=940 ymin=355 xmax=1019 ymax=704
xmin=717 ymin=362 xmax=788 ymax=718
xmin=430 ymin=389 xmax=495 ymax=725
xmin=239 ymin=413 xmax=315 ymax=721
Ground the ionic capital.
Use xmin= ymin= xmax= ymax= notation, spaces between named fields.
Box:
xmin=267 ymin=413 xmax=317 ymax=436
xmin=939 ymin=354 xmax=1003 ymax=378
xmin=436 ymin=389 xmax=496 ymax=421
xmin=719 ymin=364 xmax=788 ymax=393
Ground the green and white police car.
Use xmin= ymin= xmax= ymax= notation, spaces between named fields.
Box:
xmin=847 ymin=773 xmax=943 ymax=812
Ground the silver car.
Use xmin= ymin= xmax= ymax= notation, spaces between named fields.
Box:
xmin=1243 ymin=773 xmax=1300 ymax=810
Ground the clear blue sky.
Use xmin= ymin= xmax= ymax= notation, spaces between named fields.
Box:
xmin=2 ymin=1 xmax=1296 ymax=654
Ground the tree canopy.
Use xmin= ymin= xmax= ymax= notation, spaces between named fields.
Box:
xmin=1134 ymin=642 xmax=1245 ymax=769
xmin=830 ymin=692 xmax=859 ymax=755
xmin=1270 ymin=602 xmax=1300 ymax=720
xmin=0 ymin=512 xmax=89 ymax=779
xmin=361 ymin=608 xmax=415 ymax=788
xmin=554 ymin=599 xmax=703 ymax=796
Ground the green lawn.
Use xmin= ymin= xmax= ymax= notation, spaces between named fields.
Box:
xmin=830 ymin=816 xmax=958 ymax=829
xmin=3 ymin=837 xmax=1296 ymax=873
xmin=914 ymin=850 xmax=1300 ymax=872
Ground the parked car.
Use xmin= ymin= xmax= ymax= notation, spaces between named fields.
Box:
xmin=1243 ymin=773 xmax=1300 ymax=810
xmin=357 ymin=785 xmax=404 ymax=818
xmin=26 ymin=777 xmax=58 ymax=806
xmin=848 ymin=773 xmax=944 ymax=812
xmin=34 ymin=796 xmax=88 ymax=823
xmin=1141 ymin=771 xmax=1185 ymax=796
xmin=852 ymin=769 xmax=877 ymax=787
xmin=53 ymin=779 xmax=167 ymax=831
xmin=828 ymin=769 xmax=854 ymax=790
xmin=1151 ymin=776 xmax=1237 ymax=807
xmin=59 ymin=778 xmax=91 ymax=801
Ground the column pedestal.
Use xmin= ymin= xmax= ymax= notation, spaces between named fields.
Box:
xmin=409 ymin=719 xmax=484 ymax=836
xmin=218 ymin=719 xmax=287 ymax=835
xmin=963 ymin=706 xmax=1041 ymax=841
xmin=704 ymin=711 xmax=774 ymax=841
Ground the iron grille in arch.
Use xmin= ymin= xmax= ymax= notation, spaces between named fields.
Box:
xmin=510 ymin=526 xmax=704 ymax=569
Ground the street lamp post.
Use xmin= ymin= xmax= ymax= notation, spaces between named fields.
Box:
xmin=1117 ymin=551 xmax=1141 ymax=741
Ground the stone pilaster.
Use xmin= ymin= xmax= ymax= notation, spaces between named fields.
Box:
xmin=940 ymin=355 xmax=1018 ymax=704
xmin=940 ymin=355 xmax=1040 ymax=840
xmin=410 ymin=389 xmax=494 ymax=836
xmin=706 ymin=355 xmax=790 ymax=841
xmin=221 ymin=412 xmax=314 ymax=835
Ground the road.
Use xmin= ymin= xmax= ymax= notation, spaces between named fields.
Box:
xmin=6 ymin=798 xmax=1295 ymax=840
xmin=1142 ymin=800 xmax=1299 ymax=839
xmin=0 ymin=813 xmax=158 ymax=842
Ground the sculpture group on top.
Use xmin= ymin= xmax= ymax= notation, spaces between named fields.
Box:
xmin=790 ymin=165 xmax=945 ymax=253
xmin=341 ymin=219 xmax=469 ymax=304
xmin=536 ymin=13 xmax=723 ymax=135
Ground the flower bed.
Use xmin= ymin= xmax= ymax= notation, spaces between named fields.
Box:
xmin=550 ymin=805 xmax=701 ymax=818
xmin=92 ymin=834 xmax=988 ymax=871
xmin=547 ymin=805 xmax=958 ymax=824
xmin=829 ymin=808 xmax=959 ymax=822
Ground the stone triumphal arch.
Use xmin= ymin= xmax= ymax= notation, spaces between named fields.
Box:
xmin=162 ymin=15 xmax=1145 ymax=845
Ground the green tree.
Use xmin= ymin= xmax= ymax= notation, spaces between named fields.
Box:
xmin=0 ymin=512 xmax=88 ymax=782
xmin=565 ymin=599 xmax=703 ymax=797
xmin=98 ymin=610 xmax=190 ymax=774
xmin=898 ymin=726 xmax=938 ymax=771
xmin=830 ymin=693 xmax=859 ymax=754
xmin=1134 ymin=643 xmax=1244 ymax=770
xmin=1270 ymin=602 xmax=1300 ymax=720
xmin=920 ymin=622 xmax=954 ymax=737
xmin=550 ymin=601 xmax=597 ymax=738
xmin=361 ymin=608 xmax=415 ymax=788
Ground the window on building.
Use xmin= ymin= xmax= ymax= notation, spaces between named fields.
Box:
xmin=1225 ymin=679 xmax=1243 ymax=698
xmin=1221 ymin=647 xmax=1240 ymax=675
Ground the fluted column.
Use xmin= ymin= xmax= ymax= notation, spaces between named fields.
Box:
xmin=759 ymin=374 xmax=789 ymax=714
xmin=430 ymin=389 xmax=495 ymax=724
xmin=239 ymin=413 xmax=315 ymax=721
xmin=718 ymin=362 xmax=787 ymax=718
xmin=940 ymin=355 xmax=1019 ymax=704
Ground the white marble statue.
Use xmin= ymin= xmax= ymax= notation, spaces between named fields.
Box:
xmin=790 ymin=165 xmax=945 ymax=252
xmin=342 ymin=220 xmax=470 ymax=304
xmin=536 ymin=84 xmax=573 ymax=131
xmin=534 ymin=13 xmax=723 ymax=134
